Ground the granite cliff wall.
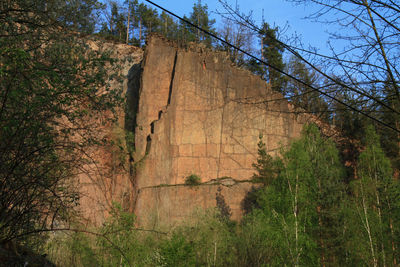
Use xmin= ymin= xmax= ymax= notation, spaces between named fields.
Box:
xmin=131 ymin=35 xmax=313 ymax=227
xmin=77 ymin=35 xmax=334 ymax=228
xmin=75 ymin=41 xmax=143 ymax=226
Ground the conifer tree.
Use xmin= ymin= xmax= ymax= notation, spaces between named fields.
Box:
xmin=159 ymin=11 xmax=179 ymax=41
xmin=182 ymin=1 xmax=216 ymax=47
xmin=260 ymin=23 xmax=286 ymax=93
xmin=286 ymin=56 xmax=329 ymax=121
xmin=379 ymin=81 xmax=400 ymax=171
xmin=252 ymin=134 xmax=279 ymax=186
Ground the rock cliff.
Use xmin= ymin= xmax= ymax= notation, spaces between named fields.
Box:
xmin=76 ymin=40 xmax=143 ymax=226
xmin=130 ymin=35 xmax=313 ymax=227
xmin=77 ymin=34 xmax=331 ymax=228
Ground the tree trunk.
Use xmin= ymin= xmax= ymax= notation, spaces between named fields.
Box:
xmin=139 ymin=19 xmax=142 ymax=46
xmin=164 ymin=17 xmax=167 ymax=35
xmin=126 ymin=3 xmax=130 ymax=44
xmin=372 ymin=154 xmax=386 ymax=267
xmin=360 ymin=181 xmax=378 ymax=267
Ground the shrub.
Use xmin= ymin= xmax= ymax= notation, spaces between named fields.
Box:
xmin=159 ymin=234 xmax=196 ymax=267
xmin=185 ymin=174 xmax=201 ymax=186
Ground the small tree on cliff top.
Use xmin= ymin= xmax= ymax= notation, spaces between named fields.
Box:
xmin=181 ymin=1 xmax=216 ymax=47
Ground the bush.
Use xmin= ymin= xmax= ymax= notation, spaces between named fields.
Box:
xmin=185 ymin=174 xmax=201 ymax=185
xmin=158 ymin=234 xmax=196 ymax=267
xmin=172 ymin=209 xmax=237 ymax=266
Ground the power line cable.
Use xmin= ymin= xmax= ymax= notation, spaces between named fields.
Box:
xmin=216 ymin=0 xmax=399 ymax=116
xmin=143 ymin=0 xmax=400 ymax=134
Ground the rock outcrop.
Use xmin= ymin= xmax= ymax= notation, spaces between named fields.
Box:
xmin=77 ymin=35 xmax=332 ymax=228
xmin=131 ymin=35 xmax=312 ymax=227
xmin=76 ymin=41 xmax=143 ymax=226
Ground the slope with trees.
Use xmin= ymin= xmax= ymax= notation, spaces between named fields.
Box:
xmin=0 ymin=0 xmax=123 ymax=246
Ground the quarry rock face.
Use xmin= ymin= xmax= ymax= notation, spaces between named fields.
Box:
xmin=77 ymin=41 xmax=143 ymax=226
xmin=77 ymin=35 xmax=334 ymax=227
xmin=131 ymin=35 xmax=312 ymax=227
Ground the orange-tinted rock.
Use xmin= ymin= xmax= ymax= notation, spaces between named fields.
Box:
xmin=78 ymin=35 xmax=340 ymax=228
xmin=76 ymin=42 xmax=143 ymax=226
xmin=135 ymin=182 xmax=256 ymax=227
xmin=132 ymin=35 xmax=318 ymax=227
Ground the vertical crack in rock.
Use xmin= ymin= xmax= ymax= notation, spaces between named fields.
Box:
xmin=124 ymin=61 xmax=143 ymax=215
xmin=125 ymin=62 xmax=142 ymax=158
xmin=144 ymin=50 xmax=178 ymax=161
xmin=216 ymin=72 xmax=231 ymax=178
xmin=167 ymin=50 xmax=178 ymax=106
xmin=145 ymin=135 xmax=152 ymax=155
xmin=216 ymin=106 xmax=225 ymax=178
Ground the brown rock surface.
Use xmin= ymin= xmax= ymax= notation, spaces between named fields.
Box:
xmin=132 ymin=35 xmax=313 ymax=227
xmin=77 ymin=35 xmax=336 ymax=228
xmin=136 ymin=181 xmax=256 ymax=228
xmin=75 ymin=41 xmax=143 ymax=226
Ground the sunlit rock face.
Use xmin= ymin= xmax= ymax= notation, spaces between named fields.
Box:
xmin=132 ymin=35 xmax=311 ymax=227
xmin=78 ymin=35 xmax=336 ymax=228
xmin=76 ymin=41 xmax=143 ymax=226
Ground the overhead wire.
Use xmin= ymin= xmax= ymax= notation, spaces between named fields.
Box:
xmin=216 ymin=0 xmax=400 ymax=116
xmin=143 ymin=0 xmax=400 ymax=134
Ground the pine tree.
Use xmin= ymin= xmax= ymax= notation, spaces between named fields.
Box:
xmin=301 ymin=124 xmax=346 ymax=265
xmin=286 ymin=56 xmax=329 ymax=121
xmin=159 ymin=11 xmax=179 ymax=41
xmin=378 ymin=80 xmax=400 ymax=171
xmin=183 ymin=1 xmax=216 ymax=47
xmin=135 ymin=3 xmax=159 ymax=46
xmin=260 ymin=23 xmax=286 ymax=93
xmin=51 ymin=0 xmax=102 ymax=33
xmin=252 ymin=134 xmax=279 ymax=186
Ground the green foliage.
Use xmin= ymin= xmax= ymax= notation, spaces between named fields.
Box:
xmin=215 ymin=187 xmax=232 ymax=222
xmin=244 ymin=124 xmax=397 ymax=266
xmin=0 ymin=0 xmax=122 ymax=244
xmin=47 ymin=203 xmax=157 ymax=267
xmin=331 ymin=89 xmax=369 ymax=141
xmin=158 ymin=234 xmax=196 ymax=267
xmin=69 ymin=232 xmax=100 ymax=267
xmin=236 ymin=209 xmax=287 ymax=266
xmin=241 ymin=186 xmax=263 ymax=214
xmin=285 ymin=56 xmax=329 ymax=121
xmin=181 ymin=2 xmax=216 ymax=47
xmin=185 ymin=174 xmax=201 ymax=186
xmin=58 ymin=0 xmax=102 ymax=33
xmin=46 ymin=207 xmax=237 ymax=266
xmin=159 ymin=11 xmax=179 ymax=41
xmin=171 ymin=209 xmax=237 ymax=266
xmin=46 ymin=229 xmax=97 ymax=267
xmin=44 ymin=124 xmax=399 ymax=266
xmin=260 ymin=23 xmax=286 ymax=93
xmin=125 ymin=130 xmax=136 ymax=155
xmin=346 ymin=125 xmax=399 ymax=265
xmin=244 ymin=124 xmax=346 ymax=266
xmin=252 ymin=134 xmax=281 ymax=185
xmin=96 ymin=203 xmax=139 ymax=266
xmin=379 ymin=80 xmax=400 ymax=170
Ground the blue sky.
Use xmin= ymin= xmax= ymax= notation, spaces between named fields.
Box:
xmin=140 ymin=0 xmax=337 ymax=55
